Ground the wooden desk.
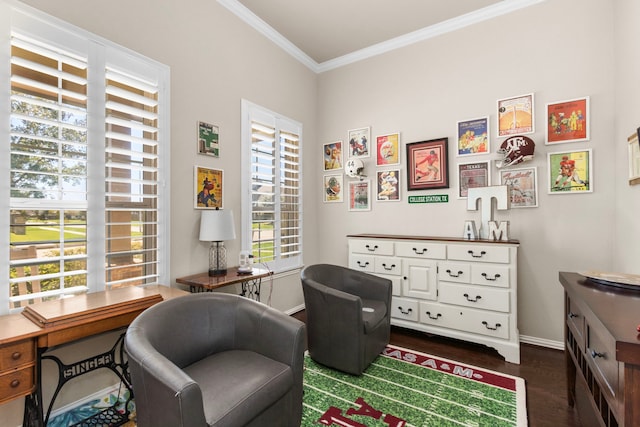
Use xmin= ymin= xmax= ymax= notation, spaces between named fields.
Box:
xmin=176 ymin=267 xmax=273 ymax=301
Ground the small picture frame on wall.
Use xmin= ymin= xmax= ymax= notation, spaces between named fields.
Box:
xmin=195 ymin=166 xmax=223 ymax=209
xmin=500 ymin=167 xmax=538 ymax=208
xmin=458 ymin=161 xmax=490 ymax=199
xmin=456 ymin=117 xmax=490 ymax=156
xmin=376 ymin=133 xmax=400 ymax=166
xmin=323 ymin=141 xmax=343 ymax=171
xmin=323 ymin=174 xmax=344 ymax=203
xmin=406 ymin=138 xmax=449 ymax=191
xmin=197 ymin=121 xmax=220 ymax=157
xmin=497 ymin=93 xmax=534 ymax=137
xmin=347 ymin=127 xmax=371 ymax=158
xmin=376 ymin=169 xmax=401 ymax=202
xmin=545 ymin=97 xmax=590 ymax=144
xmin=349 ymin=180 xmax=371 ymax=211
xmin=548 ymin=149 xmax=592 ymax=194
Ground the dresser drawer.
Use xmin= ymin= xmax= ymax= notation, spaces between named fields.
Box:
xmin=349 ymin=239 xmax=394 ymax=256
xmin=439 ymin=282 xmax=510 ymax=313
xmin=374 ymin=257 xmax=401 ymax=276
xmin=391 ymin=297 xmax=419 ymax=322
xmin=0 ymin=339 xmax=35 ymax=371
xmin=0 ymin=365 xmax=35 ymax=403
xmin=419 ymin=302 xmax=510 ymax=339
xmin=470 ymin=265 xmax=510 ymax=288
xmin=395 ymin=241 xmax=446 ymax=259
xmin=438 ymin=262 xmax=471 ymax=284
xmin=587 ymin=321 xmax=619 ymax=398
xmin=566 ymin=296 xmax=585 ymax=352
xmin=349 ymin=254 xmax=375 ymax=272
xmin=447 ymin=244 xmax=510 ymax=264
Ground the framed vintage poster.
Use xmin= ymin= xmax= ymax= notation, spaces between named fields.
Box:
xmin=376 ymin=132 xmax=400 ymax=166
xmin=629 ymin=130 xmax=640 ymax=185
xmin=323 ymin=174 xmax=343 ymax=203
xmin=323 ymin=141 xmax=343 ymax=171
xmin=406 ymin=138 xmax=449 ymax=191
xmin=497 ymin=93 xmax=534 ymax=137
xmin=545 ymin=97 xmax=590 ymax=144
xmin=548 ymin=149 xmax=592 ymax=194
xmin=349 ymin=180 xmax=371 ymax=211
xmin=500 ymin=167 xmax=538 ymax=208
xmin=458 ymin=161 xmax=490 ymax=199
xmin=194 ymin=166 xmax=223 ymax=209
xmin=347 ymin=127 xmax=371 ymax=158
xmin=456 ymin=117 xmax=490 ymax=156
xmin=198 ymin=121 xmax=220 ymax=157
xmin=376 ymin=169 xmax=401 ymax=202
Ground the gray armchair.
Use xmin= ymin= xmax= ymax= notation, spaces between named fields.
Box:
xmin=124 ymin=293 xmax=306 ymax=427
xmin=301 ymin=264 xmax=392 ymax=375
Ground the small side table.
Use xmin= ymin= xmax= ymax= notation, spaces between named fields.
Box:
xmin=176 ymin=267 xmax=272 ymax=301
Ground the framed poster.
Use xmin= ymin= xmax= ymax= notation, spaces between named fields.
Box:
xmin=548 ymin=149 xmax=592 ymax=194
xmin=347 ymin=127 xmax=371 ymax=158
xmin=194 ymin=166 xmax=223 ymax=209
xmin=348 ymin=180 xmax=371 ymax=211
xmin=456 ymin=117 xmax=490 ymax=156
xmin=197 ymin=121 xmax=220 ymax=157
xmin=376 ymin=132 xmax=400 ymax=166
xmin=458 ymin=161 xmax=490 ymax=199
xmin=323 ymin=141 xmax=343 ymax=171
xmin=497 ymin=93 xmax=534 ymax=137
xmin=546 ymin=97 xmax=590 ymax=144
xmin=376 ymin=169 xmax=401 ymax=202
xmin=629 ymin=130 xmax=640 ymax=185
xmin=406 ymin=138 xmax=449 ymax=191
xmin=500 ymin=167 xmax=538 ymax=208
xmin=323 ymin=174 xmax=343 ymax=203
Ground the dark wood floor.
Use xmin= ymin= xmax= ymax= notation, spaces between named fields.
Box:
xmin=292 ymin=311 xmax=582 ymax=427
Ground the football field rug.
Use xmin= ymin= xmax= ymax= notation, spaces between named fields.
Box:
xmin=302 ymin=344 xmax=527 ymax=427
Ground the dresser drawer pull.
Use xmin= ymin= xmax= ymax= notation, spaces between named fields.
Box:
xmin=468 ymin=250 xmax=487 ymax=258
xmin=365 ymin=244 xmax=378 ymax=252
xmin=446 ymin=269 xmax=464 ymax=278
xmin=12 ymin=351 xmax=22 ymax=360
xmin=397 ymin=306 xmax=413 ymax=315
xmin=589 ymin=349 xmax=606 ymax=359
xmin=425 ymin=311 xmax=441 ymax=320
xmin=10 ymin=379 xmax=20 ymax=388
xmin=413 ymin=247 xmax=427 ymax=255
xmin=482 ymin=321 xmax=501 ymax=331
xmin=568 ymin=312 xmax=579 ymax=319
xmin=382 ymin=263 xmax=396 ymax=271
xmin=356 ymin=261 xmax=369 ymax=268
xmin=481 ymin=272 xmax=501 ymax=281
xmin=463 ymin=293 xmax=482 ymax=302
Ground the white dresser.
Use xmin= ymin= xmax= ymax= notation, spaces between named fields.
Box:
xmin=347 ymin=234 xmax=520 ymax=364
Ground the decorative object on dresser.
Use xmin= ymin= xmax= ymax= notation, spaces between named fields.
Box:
xmin=560 ymin=271 xmax=640 ymax=427
xmin=348 ymin=234 xmax=520 ymax=364
xmin=466 ymin=185 xmax=510 ymax=240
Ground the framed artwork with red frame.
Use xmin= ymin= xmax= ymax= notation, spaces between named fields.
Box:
xmin=406 ymin=138 xmax=449 ymax=191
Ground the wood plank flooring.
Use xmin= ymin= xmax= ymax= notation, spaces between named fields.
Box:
xmin=293 ymin=311 xmax=582 ymax=427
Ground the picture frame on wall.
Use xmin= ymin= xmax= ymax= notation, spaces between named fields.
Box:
xmin=457 ymin=160 xmax=490 ymax=199
xmin=497 ymin=93 xmax=534 ymax=137
xmin=376 ymin=169 xmax=401 ymax=202
xmin=347 ymin=127 xmax=371 ymax=158
xmin=406 ymin=138 xmax=449 ymax=191
xmin=348 ymin=179 xmax=371 ymax=211
xmin=197 ymin=121 xmax=220 ymax=157
xmin=548 ymin=149 xmax=592 ymax=194
xmin=456 ymin=116 xmax=490 ymax=156
xmin=195 ymin=166 xmax=223 ymax=209
xmin=376 ymin=132 xmax=400 ymax=166
xmin=323 ymin=174 xmax=344 ymax=203
xmin=323 ymin=141 xmax=343 ymax=171
xmin=499 ymin=167 xmax=539 ymax=208
xmin=545 ymin=96 xmax=590 ymax=144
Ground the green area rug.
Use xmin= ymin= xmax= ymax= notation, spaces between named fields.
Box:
xmin=302 ymin=344 xmax=527 ymax=427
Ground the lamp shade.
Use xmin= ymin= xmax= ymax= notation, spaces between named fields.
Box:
xmin=199 ymin=209 xmax=236 ymax=242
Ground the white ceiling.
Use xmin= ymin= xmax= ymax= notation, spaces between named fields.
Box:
xmin=218 ymin=0 xmax=544 ymax=72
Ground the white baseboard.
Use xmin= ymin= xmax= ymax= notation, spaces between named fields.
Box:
xmin=519 ymin=334 xmax=564 ymax=350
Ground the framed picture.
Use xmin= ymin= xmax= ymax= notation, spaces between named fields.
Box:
xmin=456 ymin=117 xmax=490 ymax=156
xmin=197 ymin=121 xmax=220 ymax=157
xmin=323 ymin=141 xmax=343 ymax=171
xmin=546 ymin=97 xmax=590 ymax=144
xmin=348 ymin=180 xmax=371 ymax=211
xmin=406 ymin=138 xmax=449 ymax=191
xmin=376 ymin=132 xmax=400 ymax=166
xmin=376 ymin=169 xmax=401 ymax=202
xmin=497 ymin=93 xmax=534 ymax=137
xmin=458 ymin=161 xmax=490 ymax=199
xmin=548 ymin=149 xmax=592 ymax=194
xmin=500 ymin=167 xmax=538 ymax=208
xmin=347 ymin=127 xmax=371 ymax=158
xmin=323 ymin=174 xmax=344 ymax=203
xmin=195 ymin=166 xmax=223 ymax=209
xmin=628 ymin=130 xmax=640 ymax=185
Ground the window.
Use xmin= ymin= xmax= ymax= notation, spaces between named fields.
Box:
xmin=1 ymin=4 xmax=170 ymax=314
xmin=241 ymin=100 xmax=302 ymax=272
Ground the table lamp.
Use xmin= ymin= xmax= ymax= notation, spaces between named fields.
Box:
xmin=199 ymin=208 xmax=236 ymax=276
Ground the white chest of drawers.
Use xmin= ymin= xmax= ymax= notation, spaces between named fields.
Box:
xmin=348 ymin=234 xmax=520 ymax=364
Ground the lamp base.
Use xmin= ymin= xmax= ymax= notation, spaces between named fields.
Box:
xmin=209 ymin=268 xmax=227 ymax=277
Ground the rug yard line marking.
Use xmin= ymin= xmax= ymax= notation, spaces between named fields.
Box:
xmin=305 ymin=365 xmax=513 ymax=426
